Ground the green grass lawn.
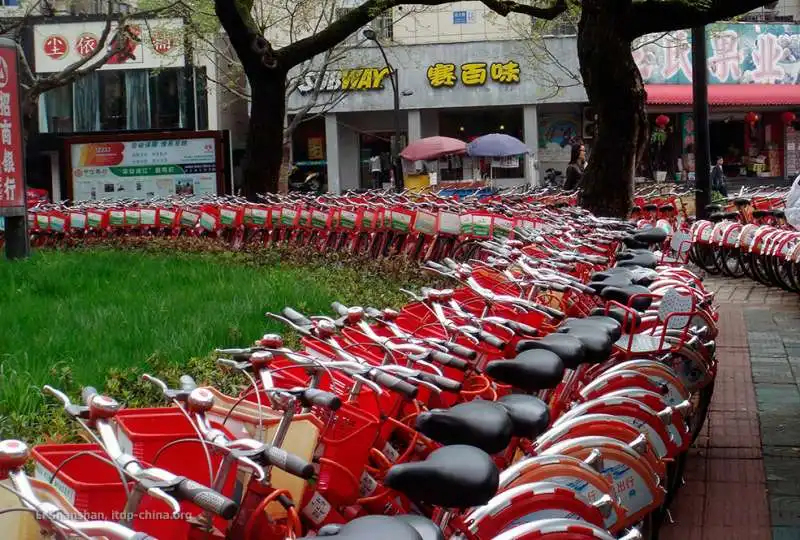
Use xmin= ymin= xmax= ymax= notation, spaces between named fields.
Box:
xmin=0 ymin=248 xmax=417 ymax=439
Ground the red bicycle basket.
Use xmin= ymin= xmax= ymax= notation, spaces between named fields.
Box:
xmin=314 ymin=402 xmax=380 ymax=507
xmin=114 ymin=409 xmax=238 ymax=535
xmin=31 ymin=443 xmax=129 ymax=520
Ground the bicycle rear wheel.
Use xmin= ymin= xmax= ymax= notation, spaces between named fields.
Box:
xmin=691 ymin=244 xmax=720 ymax=275
xmin=718 ymin=246 xmax=745 ymax=278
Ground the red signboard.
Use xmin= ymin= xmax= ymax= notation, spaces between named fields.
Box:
xmin=0 ymin=42 xmax=25 ymax=211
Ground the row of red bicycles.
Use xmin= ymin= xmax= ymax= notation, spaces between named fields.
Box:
xmin=0 ymin=193 xmax=717 ymax=540
xmin=688 ymin=186 xmax=798 ymax=291
xmin=10 ymin=190 xmax=599 ymax=262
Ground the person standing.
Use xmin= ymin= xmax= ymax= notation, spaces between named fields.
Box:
xmin=711 ymin=156 xmax=728 ymax=197
xmin=369 ymin=153 xmax=382 ymax=189
xmin=563 ymin=143 xmax=586 ymax=191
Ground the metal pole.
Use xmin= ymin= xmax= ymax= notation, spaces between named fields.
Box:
xmin=4 ymin=212 xmax=29 ymax=260
xmin=392 ymin=69 xmax=403 ymax=192
xmin=692 ymin=26 xmax=711 ymax=219
xmin=374 ymin=40 xmax=403 ymax=192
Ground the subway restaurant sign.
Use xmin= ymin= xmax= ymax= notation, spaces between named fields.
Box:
xmin=297 ymin=67 xmax=390 ymax=93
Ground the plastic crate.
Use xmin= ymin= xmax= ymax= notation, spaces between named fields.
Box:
xmin=114 ymin=408 xmax=238 ymax=532
xmin=31 ymin=443 xmax=129 ymax=520
xmin=314 ymin=402 xmax=380 ymax=507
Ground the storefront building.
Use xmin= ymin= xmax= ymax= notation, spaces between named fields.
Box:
xmin=287 ymin=37 xmax=587 ymax=192
xmin=25 ymin=17 xmax=223 ymax=200
xmin=288 ymin=22 xmax=800 ymax=192
xmin=637 ymin=23 xmax=800 ymax=183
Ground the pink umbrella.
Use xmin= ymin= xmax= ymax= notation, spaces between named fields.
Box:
xmin=400 ymin=136 xmax=466 ymax=161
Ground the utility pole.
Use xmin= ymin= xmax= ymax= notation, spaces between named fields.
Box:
xmin=692 ymin=26 xmax=712 ymax=219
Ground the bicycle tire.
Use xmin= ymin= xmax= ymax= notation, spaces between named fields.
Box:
xmin=718 ymin=246 xmax=745 ymax=278
xmin=769 ymin=255 xmax=796 ymax=292
xmin=691 ymin=244 xmax=720 ymax=275
xmin=739 ymin=249 xmax=758 ymax=281
xmin=789 ymin=260 xmax=800 ymax=292
xmin=750 ymin=253 xmax=775 ymax=287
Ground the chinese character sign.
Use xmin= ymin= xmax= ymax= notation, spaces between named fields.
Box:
xmin=33 ymin=19 xmax=185 ymax=74
xmin=427 ymin=61 xmax=521 ymax=88
xmin=0 ymin=43 xmax=25 ymax=209
xmin=634 ymin=23 xmax=800 ymax=85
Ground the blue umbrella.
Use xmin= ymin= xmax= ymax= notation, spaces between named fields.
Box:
xmin=466 ymin=133 xmax=530 ymax=157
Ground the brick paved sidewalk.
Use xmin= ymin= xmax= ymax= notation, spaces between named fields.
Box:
xmin=659 ymin=276 xmax=800 ymax=540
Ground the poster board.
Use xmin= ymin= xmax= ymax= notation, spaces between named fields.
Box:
xmin=65 ymin=131 xmax=226 ymax=202
xmin=0 ymin=39 xmax=26 ymax=216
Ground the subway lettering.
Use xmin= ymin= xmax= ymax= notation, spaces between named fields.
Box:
xmin=297 ymin=67 xmax=390 ymax=93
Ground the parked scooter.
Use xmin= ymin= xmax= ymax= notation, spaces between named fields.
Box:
xmin=289 ymin=166 xmax=324 ymax=193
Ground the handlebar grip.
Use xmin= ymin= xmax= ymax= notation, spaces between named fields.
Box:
xmin=477 ymin=330 xmax=507 ymax=350
xmin=174 ymin=478 xmax=238 ymax=520
xmin=541 ymin=305 xmax=566 ymax=321
xmin=179 ymin=375 xmax=197 ymax=391
xmin=264 ymin=445 xmax=315 ymax=479
xmin=577 ymin=283 xmax=597 ymax=295
xmin=442 ymin=342 xmax=478 ymax=360
xmin=426 ymin=261 xmax=449 ymax=273
xmin=299 ymin=389 xmax=342 ymax=411
xmin=368 ymin=369 xmax=418 ymax=400
xmin=429 ymin=350 xmax=469 ymax=370
xmin=507 ymin=321 xmax=539 ymax=337
xmin=81 ymin=387 xmax=99 ymax=406
xmin=331 ymin=302 xmax=350 ymax=317
xmin=282 ymin=307 xmax=313 ymax=327
xmin=415 ymin=372 xmax=462 ymax=393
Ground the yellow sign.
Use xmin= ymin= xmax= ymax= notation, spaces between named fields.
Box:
xmin=427 ymin=61 xmax=520 ymax=88
xmin=307 ymin=137 xmax=324 ymax=160
xmin=297 ymin=67 xmax=391 ymax=93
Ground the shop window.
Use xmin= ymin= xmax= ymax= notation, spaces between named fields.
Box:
xmin=534 ymin=14 xmax=577 ymax=36
xmin=39 ymin=68 xmax=188 ymax=133
xmin=41 ymin=84 xmax=73 ymax=133
xmin=99 ymin=71 xmax=127 ymax=130
xmin=68 ymin=0 xmax=129 ymax=15
xmin=439 ymin=107 xmax=525 ymax=181
xmin=374 ymin=10 xmax=394 ymax=40
xmin=710 ymin=120 xmax=747 ymax=173
xmin=150 ymin=69 xmax=182 ymax=129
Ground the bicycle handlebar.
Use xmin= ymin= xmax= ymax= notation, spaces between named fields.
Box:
xmin=43 ymin=385 xmax=239 ymax=521
xmin=0 ymin=440 xmax=156 ymax=540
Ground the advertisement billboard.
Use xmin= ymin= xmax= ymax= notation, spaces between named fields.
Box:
xmin=0 ymin=41 xmax=26 ymax=215
xmin=67 ymin=133 xmax=223 ymax=201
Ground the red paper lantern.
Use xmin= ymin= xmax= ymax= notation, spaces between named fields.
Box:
xmin=782 ymin=111 xmax=797 ymax=125
xmin=745 ymin=111 xmax=759 ymax=125
xmin=655 ymin=114 xmax=670 ymax=128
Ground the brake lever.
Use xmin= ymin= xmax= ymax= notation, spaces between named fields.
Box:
xmin=265 ymin=312 xmax=313 ymax=337
xmin=144 ymin=486 xmax=181 ymax=516
xmin=399 ymin=288 xmax=424 ymax=302
xmin=226 ymin=449 xmax=266 ymax=481
xmin=217 ymin=358 xmax=249 ymax=370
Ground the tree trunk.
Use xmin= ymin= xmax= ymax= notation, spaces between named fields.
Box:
xmin=243 ymin=71 xmax=287 ymax=199
xmin=576 ymin=0 xmax=648 ymax=218
xmin=21 ymin=92 xmax=39 ymax=145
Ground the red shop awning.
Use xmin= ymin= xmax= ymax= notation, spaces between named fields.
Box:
xmin=645 ymin=84 xmax=800 ymax=106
